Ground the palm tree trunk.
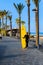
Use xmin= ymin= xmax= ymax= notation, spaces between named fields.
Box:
xmin=5 ymin=16 xmax=7 ymax=36
xmin=28 ymin=4 xmax=30 ymax=39
xmin=10 ymin=20 xmax=12 ymax=37
xmin=0 ymin=18 xmax=1 ymax=28
xmin=19 ymin=14 xmax=21 ymax=39
xmin=2 ymin=17 xmax=4 ymax=29
xmin=35 ymin=9 xmax=39 ymax=47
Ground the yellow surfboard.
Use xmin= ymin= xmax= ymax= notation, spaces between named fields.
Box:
xmin=21 ymin=24 xmax=26 ymax=49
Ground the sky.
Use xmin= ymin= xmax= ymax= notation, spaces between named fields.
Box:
xmin=0 ymin=0 xmax=43 ymax=33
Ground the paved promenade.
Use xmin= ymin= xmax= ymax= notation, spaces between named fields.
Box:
xmin=0 ymin=37 xmax=43 ymax=65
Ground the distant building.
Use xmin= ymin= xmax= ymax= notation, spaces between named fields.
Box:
xmin=7 ymin=28 xmax=19 ymax=37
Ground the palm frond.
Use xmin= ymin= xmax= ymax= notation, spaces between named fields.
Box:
xmin=13 ymin=3 xmax=24 ymax=14
xmin=17 ymin=3 xmax=25 ymax=14
xmin=7 ymin=15 xmax=12 ymax=20
xmin=13 ymin=3 xmax=18 ymax=10
xmin=7 ymin=10 xmax=11 ymax=15
xmin=21 ymin=21 xmax=25 ymax=24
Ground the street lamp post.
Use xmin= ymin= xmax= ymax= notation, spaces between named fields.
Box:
xmin=25 ymin=0 xmax=30 ymax=38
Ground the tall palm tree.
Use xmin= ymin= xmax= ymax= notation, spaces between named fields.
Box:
xmin=0 ymin=10 xmax=8 ymax=28
xmin=8 ymin=15 xmax=12 ymax=37
xmin=0 ymin=11 xmax=5 ymax=29
xmin=0 ymin=10 xmax=10 ymax=36
xmin=5 ymin=10 xmax=11 ymax=36
xmin=32 ymin=0 xmax=40 ymax=48
xmin=25 ymin=0 xmax=30 ymax=40
xmin=13 ymin=3 xmax=25 ymax=38
xmin=3 ymin=10 xmax=8 ymax=35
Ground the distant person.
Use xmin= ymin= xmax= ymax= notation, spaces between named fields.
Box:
xmin=23 ymin=32 xmax=29 ymax=48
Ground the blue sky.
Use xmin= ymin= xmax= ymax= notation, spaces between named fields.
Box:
xmin=0 ymin=0 xmax=43 ymax=32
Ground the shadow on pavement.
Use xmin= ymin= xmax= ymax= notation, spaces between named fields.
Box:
xmin=0 ymin=45 xmax=7 ymax=60
xmin=39 ymin=45 xmax=43 ymax=52
xmin=28 ymin=44 xmax=43 ymax=49
xmin=28 ymin=46 xmax=36 ymax=49
xmin=0 ymin=54 xmax=26 ymax=60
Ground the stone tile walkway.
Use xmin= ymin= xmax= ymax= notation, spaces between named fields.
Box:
xmin=0 ymin=37 xmax=43 ymax=65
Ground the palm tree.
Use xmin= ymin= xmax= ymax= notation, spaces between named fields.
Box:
xmin=5 ymin=10 xmax=11 ymax=36
xmin=16 ymin=18 xmax=25 ymax=28
xmin=32 ymin=0 xmax=40 ymax=48
xmin=16 ymin=18 xmax=20 ymax=29
xmin=21 ymin=21 xmax=25 ymax=24
xmin=0 ymin=11 xmax=5 ymax=29
xmin=3 ymin=10 xmax=8 ymax=35
xmin=13 ymin=3 xmax=25 ymax=38
xmin=0 ymin=10 xmax=11 ymax=36
xmin=0 ymin=10 xmax=8 ymax=28
xmin=8 ymin=15 xmax=12 ymax=37
xmin=25 ymin=0 xmax=30 ymax=40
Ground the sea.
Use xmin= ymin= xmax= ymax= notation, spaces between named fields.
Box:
xmin=30 ymin=32 xmax=43 ymax=36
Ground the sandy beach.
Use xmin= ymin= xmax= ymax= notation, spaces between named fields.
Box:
xmin=30 ymin=35 xmax=43 ymax=45
xmin=39 ymin=36 xmax=43 ymax=40
xmin=31 ymin=35 xmax=43 ymax=40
